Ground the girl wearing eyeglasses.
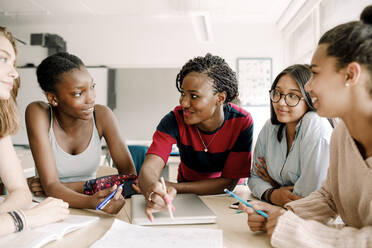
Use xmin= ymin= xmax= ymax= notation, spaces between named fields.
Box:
xmin=247 ymin=64 xmax=333 ymax=207
xmin=243 ymin=5 xmax=372 ymax=247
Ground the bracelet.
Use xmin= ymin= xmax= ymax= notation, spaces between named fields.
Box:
xmin=8 ymin=211 xmax=24 ymax=232
xmin=17 ymin=209 xmax=29 ymax=231
xmin=148 ymin=191 xmax=155 ymax=202
xmin=266 ymin=188 xmax=275 ymax=204
xmin=262 ymin=188 xmax=275 ymax=204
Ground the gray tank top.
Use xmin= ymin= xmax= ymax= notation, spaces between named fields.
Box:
xmin=48 ymin=107 xmax=102 ymax=182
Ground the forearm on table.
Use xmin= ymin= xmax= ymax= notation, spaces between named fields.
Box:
xmin=0 ymin=187 xmax=32 ymax=213
xmin=138 ymin=155 xmax=164 ymax=196
xmin=0 ymin=213 xmax=17 ymax=236
xmin=167 ymin=177 xmax=238 ymax=195
xmin=44 ymin=182 xmax=96 ymax=209
xmin=61 ymin=181 xmax=86 ymax=194
xmin=285 ymin=188 xmax=337 ymax=223
xmin=247 ymin=176 xmax=273 ymax=199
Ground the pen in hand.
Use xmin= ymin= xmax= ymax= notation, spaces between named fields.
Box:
xmin=96 ymin=184 xmax=124 ymax=210
xmin=160 ymin=177 xmax=174 ymax=219
xmin=224 ymin=189 xmax=268 ymax=218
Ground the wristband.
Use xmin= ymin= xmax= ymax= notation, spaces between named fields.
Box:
xmin=267 ymin=188 xmax=275 ymax=204
xmin=8 ymin=211 xmax=24 ymax=232
xmin=17 ymin=209 xmax=29 ymax=230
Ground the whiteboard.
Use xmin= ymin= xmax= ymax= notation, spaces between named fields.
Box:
xmin=237 ymin=58 xmax=272 ymax=106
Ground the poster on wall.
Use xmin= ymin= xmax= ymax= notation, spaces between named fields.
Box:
xmin=237 ymin=58 xmax=272 ymax=106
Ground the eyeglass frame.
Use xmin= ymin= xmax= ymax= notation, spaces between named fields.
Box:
xmin=269 ymin=89 xmax=304 ymax=107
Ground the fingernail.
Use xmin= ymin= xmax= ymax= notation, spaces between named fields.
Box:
xmin=171 ymin=205 xmax=176 ymax=212
xmin=236 ymin=210 xmax=243 ymax=214
xmin=164 ymin=196 xmax=170 ymax=204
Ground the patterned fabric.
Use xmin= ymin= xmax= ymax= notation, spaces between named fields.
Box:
xmin=83 ymin=174 xmax=137 ymax=198
xmin=147 ymin=103 xmax=253 ymax=182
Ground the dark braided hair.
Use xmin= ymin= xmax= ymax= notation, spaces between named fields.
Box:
xmin=270 ymin=64 xmax=314 ymax=142
xmin=319 ymin=5 xmax=372 ymax=96
xmin=176 ymin=53 xmax=238 ymax=104
xmin=36 ymin=52 xmax=84 ymax=93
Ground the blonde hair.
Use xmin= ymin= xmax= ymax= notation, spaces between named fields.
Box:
xmin=0 ymin=26 xmax=19 ymax=138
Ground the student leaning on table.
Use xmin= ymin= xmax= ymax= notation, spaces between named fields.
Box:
xmin=25 ymin=52 xmax=136 ymax=214
xmin=247 ymin=64 xmax=333 ymax=207
xmin=241 ymin=5 xmax=372 ymax=247
xmin=0 ymin=26 xmax=68 ymax=236
xmin=139 ymin=53 xmax=253 ymax=220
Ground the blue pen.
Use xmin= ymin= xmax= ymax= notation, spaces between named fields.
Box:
xmin=96 ymin=184 xmax=124 ymax=210
xmin=224 ymin=189 xmax=268 ymax=218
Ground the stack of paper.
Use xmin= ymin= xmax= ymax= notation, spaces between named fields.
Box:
xmin=91 ymin=219 xmax=223 ymax=248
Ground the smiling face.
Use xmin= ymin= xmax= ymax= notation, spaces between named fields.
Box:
xmin=179 ymin=72 xmax=225 ymax=131
xmin=0 ymin=35 xmax=18 ymax=100
xmin=272 ymin=74 xmax=308 ymax=125
xmin=305 ymin=44 xmax=349 ymax=118
xmin=50 ymin=66 xmax=96 ymax=120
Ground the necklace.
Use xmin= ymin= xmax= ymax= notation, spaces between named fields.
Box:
xmin=196 ymin=128 xmax=218 ymax=152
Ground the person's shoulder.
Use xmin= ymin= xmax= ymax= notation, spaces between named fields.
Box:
xmin=25 ymin=101 xmax=50 ymax=116
xmin=162 ymin=106 xmax=182 ymax=121
xmin=257 ymin=118 xmax=276 ymax=139
xmin=300 ymin=111 xmax=333 ymax=137
xmin=172 ymin=105 xmax=183 ymax=117
xmin=93 ymin=104 xmax=112 ymax=117
xmin=227 ymin=103 xmax=253 ymax=122
xmin=332 ymin=119 xmax=347 ymax=138
xmin=157 ymin=106 xmax=181 ymax=129
xmin=25 ymin=101 xmax=50 ymax=129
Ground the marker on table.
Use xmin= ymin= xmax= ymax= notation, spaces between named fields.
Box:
xmin=224 ymin=189 xmax=268 ymax=218
xmin=160 ymin=177 xmax=174 ymax=219
xmin=96 ymin=184 xmax=124 ymax=210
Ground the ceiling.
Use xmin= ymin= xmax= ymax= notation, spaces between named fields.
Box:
xmin=0 ymin=0 xmax=296 ymax=24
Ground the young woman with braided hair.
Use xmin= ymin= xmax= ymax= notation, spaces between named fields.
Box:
xmin=139 ymin=53 xmax=254 ymax=221
xmin=0 ymin=26 xmax=68 ymax=236
xmin=242 ymin=5 xmax=372 ymax=247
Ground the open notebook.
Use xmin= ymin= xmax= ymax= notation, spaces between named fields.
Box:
xmin=0 ymin=214 xmax=98 ymax=248
xmin=91 ymin=218 xmax=223 ymax=248
xmin=131 ymin=193 xmax=217 ymax=225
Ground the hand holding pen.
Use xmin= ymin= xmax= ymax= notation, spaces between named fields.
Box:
xmin=145 ymin=177 xmax=176 ymax=222
xmin=94 ymin=184 xmax=125 ymax=214
xmin=224 ymin=189 xmax=268 ymax=218
xmin=224 ymin=189 xmax=286 ymax=236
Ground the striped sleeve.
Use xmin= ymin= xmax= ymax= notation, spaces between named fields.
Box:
xmin=147 ymin=111 xmax=179 ymax=165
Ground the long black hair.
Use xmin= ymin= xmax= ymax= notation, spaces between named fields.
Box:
xmin=270 ymin=64 xmax=314 ymax=142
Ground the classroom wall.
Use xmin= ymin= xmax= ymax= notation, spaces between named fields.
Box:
xmin=5 ymin=16 xmax=283 ymax=141
xmin=114 ymin=68 xmax=180 ymax=141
